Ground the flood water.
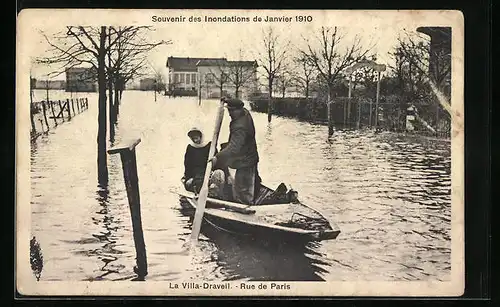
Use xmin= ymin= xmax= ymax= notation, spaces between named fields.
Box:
xmin=30 ymin=90 xmax=451 ymax=282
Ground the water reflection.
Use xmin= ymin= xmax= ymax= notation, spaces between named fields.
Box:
xmin=84 ymin=184 xmax=126 ymax=281
xmin=178 ymin=208 xmax=329 ymax=281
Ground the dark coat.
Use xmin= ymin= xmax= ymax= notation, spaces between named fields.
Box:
xmin=183 ymin=142 xmax=216 ymax=180
xmin=215 ymin=108 xmax=259 ymax=169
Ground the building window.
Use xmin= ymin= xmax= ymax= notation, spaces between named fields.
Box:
xmin=174 ymin=73 xmax=180 ymax=84
xmin=186 ymin=74 xmax=191 ymax=85
xmin=192 ymin=73 xmax=197 ymax=85
xmin=179 ymin=73 xmax=185 ymax=83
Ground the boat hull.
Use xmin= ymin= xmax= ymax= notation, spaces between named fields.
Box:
xmin=179 ymin=195 xmax=340 ymax=243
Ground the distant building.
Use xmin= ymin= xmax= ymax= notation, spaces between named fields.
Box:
xmin=139 ymin=78 xmax=157 ymax=91
xmin=166 ymin=57 xmax=225 ymax=94
xmin=166 ymin=56 xmax=258 ymax=98
xmin=416 ymin=27 xmax=451 ymax=98
xmin=32 ymin=79 xmax=66 ymax=90
xmin=65 ymin=67 xmax=97 ymax=92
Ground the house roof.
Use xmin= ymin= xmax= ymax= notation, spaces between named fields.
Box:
xmin=166 ymin=57 xmax=227 ymax=71
xmin=227 ymin=60 xmax=258 ymax=67
xmin=196 ymin=58 xmax=228 ymax=67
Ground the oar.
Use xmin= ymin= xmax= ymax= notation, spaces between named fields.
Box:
xmin=190 ymin=98 xmax=225 ymax=243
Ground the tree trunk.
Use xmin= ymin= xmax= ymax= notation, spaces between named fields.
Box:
xmin=305 ymin=82 xmax=309 ymax=99
xmin=108 ymin=30 xmax=115 ymax=142
xmin=114 ymin=88 xmax=120 ymax=121
xmin=235 ymin=86 xmax=240 ymax=99
xmin=328 ymin=86 xmax=333 ymax=136
xmin=30 ymin=87 xmax=36 ymax=133
xmin=267 ymin=81 xmax=272 ymax=123
xmin=97 ymin=26 xmax=109 ymax=185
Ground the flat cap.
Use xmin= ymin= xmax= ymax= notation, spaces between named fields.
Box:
xmin=224 ymin=98 xmax=244 ymax=109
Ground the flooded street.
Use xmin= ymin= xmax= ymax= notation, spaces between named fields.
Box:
xmin=30 ymin=90 xmax=451 ymax=282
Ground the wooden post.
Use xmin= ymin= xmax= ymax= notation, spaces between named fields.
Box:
xmin=190 ymin=99 xmax=225 ymax=242
xmin=29 ymin=78 xmax=36 ymax=134
xmin=71 ymin=99 xmax=76 ymax=116
xmin=38 ymin=119 xmax=44 ymax=133
xmin=50 ymin=101 xmax=58 ymax=126
xmin=108 ymin=138 xmax=148 ymax=279
xmin=374 ymin=71 xmax=381 ymax=130
xmin=357 ymin=100 xmax=361 ymax=129
xmin=368 ymin=100 xmax=373 ymax=128
xmin=85 ymin=97 xmax=89 ymax=109
xmin=66 ymin=99 xmax=72 ymax=119
xmin=41 ymin=101 xmax=50 ymax=130
xmin=76 ymin=98 xmax=81 ymax=113
xmin=343 ymin=100 xmax=347 ymax=128
xmin=58 ymin=100 xmax=65 ymax=122
xmin=198 ymin=78 xmax=202 ymax=105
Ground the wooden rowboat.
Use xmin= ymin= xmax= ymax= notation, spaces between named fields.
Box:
xmin=178 ymin=184 xmax=341 ymax=243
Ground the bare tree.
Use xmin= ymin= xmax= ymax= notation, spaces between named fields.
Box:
xmin=396 ymin=29 xmax=452 ymax=115
xmin=205 ymin=59 xmax=230 ymax=98
xmin=107 ymin=26 xmax=171 ymax=122
xmin=37 ymin=26 xmax=169 ymax=185
xmin=301 ymin=26 xmax=373 ymax=135
xmin=275 ymin=70 xmax=295 ymax=98
xmin=258 ymin=26 xmax=290 ymax=122
xmin=220 ymin=49 xmax=258 ymax=99
xmin=293 ymin=54 xmax=316 ymax=98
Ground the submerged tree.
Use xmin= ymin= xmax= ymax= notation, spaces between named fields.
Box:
xmin=396 ymin=28 xmax=452 ymax=115
xmin=37 ymin=26 xmax=169 ymax=185
xmin=301 ymin=26 xmax=373 ymax=135
xmin=293 ymin=54 xmax=316 ymax=98
xmin=257 ymin=26 xmax=290 ymax=122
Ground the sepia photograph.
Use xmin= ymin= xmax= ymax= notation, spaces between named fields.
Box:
xmin=16 ymin=9 xmax=464 ymax=296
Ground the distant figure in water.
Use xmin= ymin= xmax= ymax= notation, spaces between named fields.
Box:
xmin=181 ymin=127 xmax=226 ymax=199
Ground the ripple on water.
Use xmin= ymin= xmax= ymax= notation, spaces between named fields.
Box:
xmin=30 ymin=92 xmax=451 ymax=282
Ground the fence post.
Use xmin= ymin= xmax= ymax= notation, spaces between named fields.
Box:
xmin=66 ymin=99 xmax=72 ymax=119
xmin=368 ymin=100 xmax=373 ymax=128
xmin=374 ymin=71 xmax=381 ymax=130
xmin=41 ymin=101 xmax=50 ymax=130
xmin=58 ymin=100 xmax=65 ymax=122
xmin=357 ymin=100 xmax=361 ymax=129
xmin=85 ymin=98 xmax=89 ymax=109
xmin=76 ymin=98 xmax=81 ymax=113
xmin=71 ymin=99 xmax=76 ymax=116
xmin=108 ymin=138 xmax=148 ymax=279
xmin=50 ymin=101 xmax=58 ymax=126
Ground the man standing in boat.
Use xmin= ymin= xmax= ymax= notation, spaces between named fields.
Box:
xmin=210 ymin=98 xmax=261 ymax=205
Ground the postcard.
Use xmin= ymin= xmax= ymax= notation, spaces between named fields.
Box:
xmin=16 ymin=9 xmax=464 ymax=296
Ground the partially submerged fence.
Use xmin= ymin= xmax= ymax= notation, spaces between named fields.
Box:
xmin=249 ymin=97 xmax=451 ymax=138
xmin=31 ymin=97 xmax=89 ymax=141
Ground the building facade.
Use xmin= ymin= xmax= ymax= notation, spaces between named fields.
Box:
xmin=166 ymin=57 xmax=221 ymax=95
xmin=32 ymin=79 xmax=66 ymax=90
xmin=65 ymin=67 xmax=97 ymax=92
xmin=166 ymin=56 xmax=258 ymax=99
xmin=416 ymin=26 xmax=452 ymax=99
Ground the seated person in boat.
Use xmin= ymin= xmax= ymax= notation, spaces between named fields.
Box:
xmin=181 ymin=127 xmax=226 ymax=198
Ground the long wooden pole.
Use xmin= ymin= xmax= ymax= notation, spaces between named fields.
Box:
xmin=190 ymin=99 xmax=225 ymax=242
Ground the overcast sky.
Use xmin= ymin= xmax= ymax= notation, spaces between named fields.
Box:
xmin=27 ymin=10 xmax=436 ymax=82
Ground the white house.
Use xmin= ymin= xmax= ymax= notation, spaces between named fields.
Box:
xmin=166 ymin=56 xmax=258 ymax=98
